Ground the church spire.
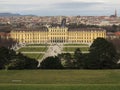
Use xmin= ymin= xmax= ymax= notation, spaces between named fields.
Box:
xmin=115 ymin=9 xmax=117 ymax=17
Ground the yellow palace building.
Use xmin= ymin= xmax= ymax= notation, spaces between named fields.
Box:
xmin=10 ymin=26 xmax=106 ymax=44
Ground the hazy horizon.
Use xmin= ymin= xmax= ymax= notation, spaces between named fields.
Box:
xmin=0 ymin=0 xmax=119 ymax=16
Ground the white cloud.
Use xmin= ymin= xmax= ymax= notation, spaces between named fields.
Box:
xmin=0 ymin=0 xmax=70 ymax=5
xmin=0 ymin=0 xmax=120 ymax=4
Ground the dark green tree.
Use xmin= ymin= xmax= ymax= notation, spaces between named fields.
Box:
xmin=63 ymin=53 xmax=73 ymax=68
xmin=86 ymin=38 xmax=118 ymax=69
xmin=0 ymin=47 xmax=16 ymax=69
xmin=0 ymin=38 xmax=17 ymax=48
xmin=24 ymin=57 xmax=38 ymax=69
xmin=58 ymin=53 xmax=75 ymax=69
xmin=40 ymin=56 xmax=63 ymax=69
xmin=0 ymin=47 xmax=38 ymax=70
xmin=6 ymin=58 xmax=25 ymax=70
xmin=73 ymin=48 xmax=84 ymax=69
xmin=6 ymin=53 xmax=38 ymax=70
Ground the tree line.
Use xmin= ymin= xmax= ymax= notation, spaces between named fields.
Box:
xmin=40 ymin=38 xmax=120 ymax=69
xmin=0 ymin=47 xmax=38 ymax=70
xmin=0 ymin=38 xmax=120 ymax=70
xmin=0 ymin=38 xmax=16 ymax=48
xmin=67 ymin=23 xmax=120 ymax=32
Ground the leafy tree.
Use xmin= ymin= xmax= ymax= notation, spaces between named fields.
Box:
xmin=0 ymin=47 xmax=38 ymax=70
xmin=86 ymin=38 xmax=119 ymax=69
xmin=24 ymin=57 xmax=38 ymax=69
xmin=58 ymin=53 xmax=75 ymax=69
xmin=109 ymin=38 xmax=120 ymax=54
xmin=0 ymin=47 xmax=16 ymax=69
xmin=0 ymin=38 xmax=17 ymax=48
xmin=6 ymin=56 xmax=38 ymax=70
xmin=5 ymin=58 xmax=25 ymax=70
xmin=40 ymin=56 xmax=63 ymax=69
xmin=63 ymin=53 xmax=73 ymax=68
xmin=14 ymin=53 xmax=38 ymax=69
xmin=73 ymin=48 xmax=84 ymax=68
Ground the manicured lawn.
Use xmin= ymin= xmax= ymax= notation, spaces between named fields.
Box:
xmin=26 ymin=44 xmax=49 ymax=46
xmin=0 ymin=70 xmax=120 ymax=90
xmin=23 ymin=53 xmax=44 ymax=59
xmin=0 ymin=84 xmax=120 ymax=90
xmin=63 ymin=47 xmax=89 ymax=52
xmin=64 ymin=44 xmax=89 ymax=46
xmin=0 ymin=70 xmax=120 ymax=84
xmin=17 ymin=47 xmax=48 ymax=52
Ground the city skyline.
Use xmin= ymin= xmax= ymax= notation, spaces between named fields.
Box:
xmin=0 ymin=0 xmax=120 ymax=16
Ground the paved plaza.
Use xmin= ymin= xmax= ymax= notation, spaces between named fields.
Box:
xmin=42 ymin=43 xmax=63 ymax=59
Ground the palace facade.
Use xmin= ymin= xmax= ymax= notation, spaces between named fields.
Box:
xmin=10 ymin=27 xmax=106 ymax=44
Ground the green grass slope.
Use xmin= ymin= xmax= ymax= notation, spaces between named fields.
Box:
xmin=0 ymin=70 xmax=120 ymax=90
xmin=0 ymin=70 xmax=120 ymax=84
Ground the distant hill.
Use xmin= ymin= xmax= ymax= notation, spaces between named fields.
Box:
xmin=0 ymin=13 xmax=36 ymax=17
xmin=0 ymin=13 xmax=21 ymax=16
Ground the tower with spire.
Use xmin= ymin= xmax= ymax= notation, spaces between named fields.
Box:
xmin=61 ymin=18 xmax=66 ymax=27
xmin=115 ymin=9 xmax=117 ymax=17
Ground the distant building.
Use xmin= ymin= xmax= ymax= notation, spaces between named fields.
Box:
xmin=115 ymin=9 xmax=117 ymax=17
xmin=115 ymin=32 xmax=120 ymax=39
xmin=99 ymin=21 xmax=110 ymax=26
xmin=0 ymin=32 xmax=10 ymax=39
xmin=110 ymin=9 xmax=117 ymax=18
xmin=10 ymin=27 xmax=106 ymax=44
xmin=61 ymin=18 xmax=66 ymax=27
xmin=0 ymin=26 xmax=11 ymax=39
xmin=107 ymin=32 xmax=120 ymax=40
xmin=106 ymin=32 xmax=117 ymax=40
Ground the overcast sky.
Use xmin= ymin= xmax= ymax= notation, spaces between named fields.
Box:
xmin=0 ymin=0 xmax=119 ymax=16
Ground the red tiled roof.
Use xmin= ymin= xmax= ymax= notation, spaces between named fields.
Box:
xmin=115 ymin=32 xmax=120 ymax=36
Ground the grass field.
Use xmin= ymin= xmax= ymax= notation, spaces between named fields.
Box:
xmin=63 ymin=47 xmax=89 ymax=52
xmin=64 ymin=44 xmax=89 ymax=46
xmin=0 ymin=84 xmax=120 ymax=90
xmin=17 ymin=47 xmax=48 ymax=52
xmin=16 ymin=44 xmax=48 ymax=60
xmin=23 ymin=53 xmax=44 ymax=59
xmin=26 ymin=44 xmax=49 ymax=46
xmin=0 ymin=70 xmax=120 ymax=90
